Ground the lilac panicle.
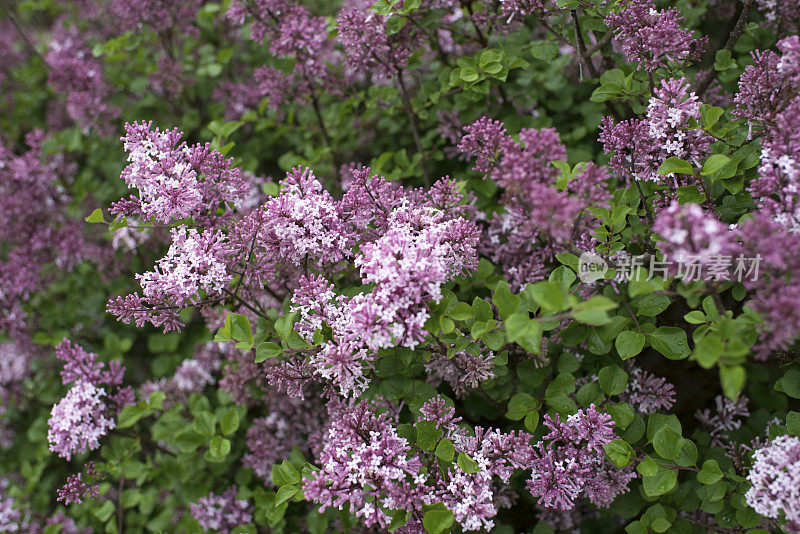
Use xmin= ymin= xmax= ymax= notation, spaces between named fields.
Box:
xmin=190 ymin=486 xmax=252 ymax=534
xmin=605 ymin=0 xmax=707 ymax=73
xmin=745 ymin=435 xmax=800 ymax=529
xmin=47 ymin=380 xmax=116 ymax=460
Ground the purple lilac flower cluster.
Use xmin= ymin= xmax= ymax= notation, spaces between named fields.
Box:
xmin=527 ymin=405 xmax=635 ymax=510
xmin=286 ymin=171 xmax=480 ymax=396
xmin=745 ymin=435 xmax=800 ymax=530
xmin=47 ymin=380 xmax=116 ymax=461
xmin=741 ymin=37 xmax=800 ymax=232
xmin=620 ymin=366 xmax=676 ymax=414
xmin=337 ymin=0 xmax=418 ymax=78
xmin=605 ymin=0 xmax=707 ymax=73
xmin=112 ymin=121 xmax=248 ymax=224
xmin=46 ymin=26 xmax=120 ymax=131
xmin=56 ymin=462 xmax=101 ymax=505
xmin=304 ymin=398 xmax=535 ymax=531
xmin=190 ymin=486 xmax=252 ymax=534
xmin=652 ymin=201 xmax=739 ymax=278
xmin=459 ymin=117 xmax=609 ymax=288
xmin=600 ymin=77 xmax=712 ymax=186
xmin=48 ymin=340 xmax=131 ymax=497
xmin=0 ymin=131 xmax=91 ymax=337
xmin=109 ymin=0 xmax=203 ymax=34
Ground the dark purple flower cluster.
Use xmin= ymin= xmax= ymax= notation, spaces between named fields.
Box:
xmin=527 ymin=405 xmax=635 ymax=510
xmin=600 ymin=78 xmax=712 ymax=185
xmin=190 ymin=486 xmax=252 ymax=534
xmin=606 ymin=0 xmax=707 ymax=73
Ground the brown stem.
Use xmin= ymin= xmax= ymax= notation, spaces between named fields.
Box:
xmin=396 ymin=71 xmax=431 ymax=185
xmin=571 ymin=10 xmax=600 ymax=80
xmin=0 ymin=1 xmax=47 ymax=66
xmin=694 ymin=0 xmax=756 ymax=96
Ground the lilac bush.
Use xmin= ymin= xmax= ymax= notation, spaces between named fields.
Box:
xmin=1 ymin=0 xmax=800 ymax=532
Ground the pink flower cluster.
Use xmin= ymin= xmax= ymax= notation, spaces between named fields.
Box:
xmin=606 ymin=0 xmax=707 ymax=73
xmin=56 ymin=462 xmax=101 ymax=505
xmin=47 ymin=380 xmax=116 ymax=461
xmin=48 ymin=341 xmax=130 ymax=462
xmin=112 ymin=121 xmax=248 ymax=224
xmin=46 ymin=26 xmax=120 ymax=131
xmin=138 ymin=226 xmax=232 ymax=307
xmin=742 ymin=38 xmax=800 ymax=232
xmin=190 ymin=486 xmax=252 ymax=534
xmin=337 ymin=2 xmax=417 ymax=78
xmin=459 ymin=117 xmax=609 ymax=288
xmin=652 ymin=201 xmax=739 ymax=277
xmin=304 ymin=399 xmax=633 ymax=531
xmin=620 ymin=367 xmax=676 ymax=414
xmin=303 ymin=398 xmax=533 ymax=531
xmin=527 ymin=405 xmax=635 ymax=510
xmin=600 ymin=77 xmax=712 ymax=185
xmin=745 ymin=435 xmax=800 ymax=530
xmin=0 ymin=131 xmax=89 ymax=336
xmin=290 ymin=172 xmax=480 ymax=396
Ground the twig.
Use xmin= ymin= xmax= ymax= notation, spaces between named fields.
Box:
xmin=396 ymin=71 xmax=431 ymax=185
xmin=0 ymin=1 xmax=47 ymax=66
xmin=694 ymin=0 xmax=756 ymax=96
xmin=571 ymin=10 xmax=600 ymax=80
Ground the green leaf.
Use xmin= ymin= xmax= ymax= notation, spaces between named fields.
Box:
xmin=642 ymin=467 xmax=678 ymax=497
xmin=275 ymin=485 xmax=299 ymax=507
xmin=650 ymin=327 xmax=690 ymax=360
xmin=280 ymin=461 xmax=301 ymax=485
xmin=590 ymin=82 xmax=622 ymax=102
xmin=493 ymin=282 xmax=521 ymax=318
xmin=777 ymin=369 xmax=800 ymax=399
xmin=693 ymin=335 xmax=722 ymax=368
xmin=193 ymin=411 xmax=216 ymax=437
xmin=607 ymin=403 xmax=635 ymax=429
xmin=657 ymin=157 xmax=694 ymax=176
xmin=615 ymin=331 xmax=645 ymax=360
xmin=422 ymin=509 xmax=454 ymax=534
xmin=524 ymin=410 xmax=539 ymax=433
xmin=720 ymin=365 xmax=746 ymax=399
xmin=447 ymin=302 xmax=473 ymax=321
xmin=85 ymin=208 xmax=105 ymax=223
xmin=701 ymin=154 xmax=731 ymax=176
xmin=255 ymin=342 xmax=282 ymax=363
xmin=570 ymin=296 xmax=617 ymax=325
xmin=457 ymin=453 xmax=479 ymax=474
xmin=505 ymin=313 xmax=543 ymax=354
xmin=220 ymin=408 xmax=240 ymax=436
xmin=435 ymin=438 xmax=455 ymax=462
xmin=652 ymin=425 xmax=684 ymax=460
xmin=599 ymin=365 xmax=628 ymax=396
xmin=207 ymin=435 xmax=231 ymax=460
xmin=684 ymin=310 xmax=706 ymax=324
xmin=530 ymin=40 xmax=559 ymax=61
xmin=478 ymin=49 xmax=502 ymax=68
xmin=527 ymin=281 xmax=564 ymax=312
xmin=274 ymin=311 xmax=298 ymax=340
xmin=701 ymin=105 xmax=725 ymax=129
xmin=697 ymin=460 xmax=723 ymax=485
xmin=416 ymin=420 xmax=443 ymax=451
xmin=676 ymin=185 xmax=706 ymax=205
xmin=117 ymin=404 xmax=145 ymax=428
xmin=472 ymin=298 xmax=493 ymax=322
xmin=459 ymin=67 xmax=480 ymax=83
xmin=787 ymin=411 xmax=800 ymax=436
xmin=506 ymin=392 xmax=537 ymax=420
xmin=604 ymin=439 xmax=634 ymax=467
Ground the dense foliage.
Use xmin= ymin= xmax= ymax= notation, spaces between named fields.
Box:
xmin=1 ymin=0 xmax=800 ymax=532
